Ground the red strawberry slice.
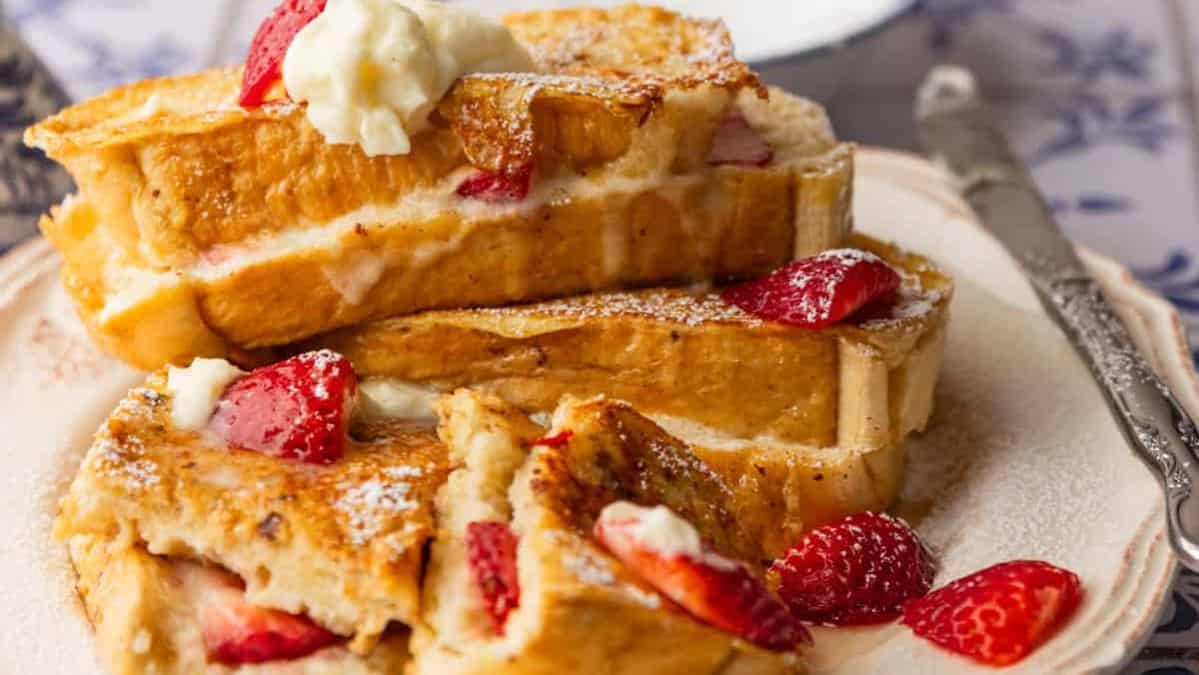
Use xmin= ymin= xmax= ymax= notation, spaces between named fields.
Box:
xmin=721 ymin=249 xmax=901 ymax=329
xmin=209 ymin=350 xmax=357 ymax=464
xmin=456 ymin=164 xmax=534 ymax=203
xmin=708 ymin=110 xmax=773 ymax=167
xmin=901 ymin=560 xmax=1083 ymax=666
xmin=534 ymin=430 xmax=573 ymax=448
xmin=240 ymin=0 xmax=327 ymax=107
xmin=466 ymin=521 xmax=521 ymax=633
xmin=185 ymin=564 xmax=341 ymax=665
xmin=769 ymin=512 xmax=936 ymax=626
xmin=595 ymin=502 xmax=810 ymax=651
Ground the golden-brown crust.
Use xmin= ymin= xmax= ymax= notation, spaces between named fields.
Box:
xmin=308 ymin=233 xmax=951 ymax=450
xmin=504 ymin=5 xmax=764 ymax=96
xmin=54 ymin=373 xmax=449 ymax=651
xmin=438 ymin=73 xmax=662 ymax=176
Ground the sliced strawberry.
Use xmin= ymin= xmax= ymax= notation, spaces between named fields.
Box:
xmin=769 ymin=512 xmax=936 ymax=626
xmin=240 ymin=0 xmax=327 ymax=107
xmin=466 ymin=521 xmax=521 ymax=633
xmin=721 ymin=249 xmax=901 ymax=329
xmin=534 ymin=430 xmax=574 ymax=448
xmin=708 ymin=110 xmax=773 ymax=167
xmin=209 ymin=350 xmax=357 ymax=464
xmin=456 ymin=164 xmax=534 ymax=203
xmin=901 ymin=560 xmax=1083 ymax=666
xmin=184 ymin=564 xmax=341 ymax=665
xmin=595 ymin=502 xmax=810 ymax=651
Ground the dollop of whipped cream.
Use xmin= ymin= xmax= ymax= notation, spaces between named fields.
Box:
xmin=166 ymin=358 xmax=246 ymax=430
xmin=282 ymin=0 xmax=535 ymax=157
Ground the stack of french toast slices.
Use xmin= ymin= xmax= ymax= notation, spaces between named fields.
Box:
xmin=34 ymin=5 xmax=952 ymax=674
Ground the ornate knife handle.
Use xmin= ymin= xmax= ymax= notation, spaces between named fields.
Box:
xmin=1039 ymin=275 xmax=1199 ymax=569
xmin=0 ymin=12 xmax=72 ymax=249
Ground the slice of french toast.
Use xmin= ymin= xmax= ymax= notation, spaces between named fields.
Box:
xmin=28 ymin=6 xmax=854 ymax=371
xmin=310 ymin=234 xmax=950 ymax=452
xmin=54 ymin=370 xmax=450 ymax=656
xmin=414 ymin=390 xmax=804 ymax=675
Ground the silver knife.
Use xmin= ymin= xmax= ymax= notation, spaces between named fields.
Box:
xmin=916 ymin=65 xmax=1199 ymax=570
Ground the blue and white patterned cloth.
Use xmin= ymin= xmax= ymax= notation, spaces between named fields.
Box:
xmin=5 ymin=1 xmax=1199 ymax=671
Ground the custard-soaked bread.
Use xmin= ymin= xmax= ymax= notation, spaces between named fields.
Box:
xmin=28 ymin=6 xmax=854 ymax=371
xmin=311 ymin=234 xmax=950 ymax=451
xmin=54 ymin=372 xmax=450 ymax=654
xmin=414 ymin=390 xmax=802 ymax=675
xmin=66 ymin=534 xmax=412 ymax=675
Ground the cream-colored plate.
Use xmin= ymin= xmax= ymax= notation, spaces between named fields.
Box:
xmin=0 ymin=148 xmax=1188 ymax=674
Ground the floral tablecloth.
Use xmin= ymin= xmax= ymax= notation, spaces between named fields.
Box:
xmin=5 ymin=0 xmax=1199 ymax=672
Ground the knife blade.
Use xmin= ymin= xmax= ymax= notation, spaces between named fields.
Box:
xmin=916 ymin=65 xmax=1199 ymax=571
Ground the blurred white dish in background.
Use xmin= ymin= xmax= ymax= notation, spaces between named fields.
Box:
xmin=458 ymin=0 xmax=916 ymax=64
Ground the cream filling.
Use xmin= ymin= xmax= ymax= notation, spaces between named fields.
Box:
xmin=355 ymin=378 xmax=441 ymax=422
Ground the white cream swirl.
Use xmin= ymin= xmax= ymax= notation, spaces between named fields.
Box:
xmin=282 ymin=0 xmax=534 ymax=157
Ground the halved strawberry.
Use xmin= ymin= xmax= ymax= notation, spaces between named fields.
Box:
xmin=708 ymin=110 xmax=774 ymax=167
xmin=240 ymin=0 xmax=327 ymax=107
xmin=466 ymin=521 xmax=521 ymax=633
xmin=901 ymin=560 xmax=1083 ymax=666
xmin=209 ymin=350 xmax=357 ymax=464
xmin=769 ymin=512 xmax=936 ymax=626
xmin=456 ymin=164 xmax=534 ymax=203
xmin=595 ymin=502 xmax=810 ymax=651
xmin=185 ymin=564 xmax=341 ymax=665
xmin=721 ymin=249 xmax=901 ymax=329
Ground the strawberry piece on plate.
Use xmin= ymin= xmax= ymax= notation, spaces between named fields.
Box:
xmin=188 ymin=565 xmax=341 ymax=665
xmin=595 ymin=502 xmax=810 ymax=651
xmin=209 ymin=350 xmax=357 ymax=464
xmin=456 ymin=164 xmax=534 ymax=203
xmin=901 ymin=560 xmax=1084 ymax=666
xmin=466 ymin=521 xmax=521 ymax=633
xmin=708 ymin=110 xmax=774 ymax=167
xmin=721 ymin=249 xmax=901 ymax=329
xmin=769 ymin=512 xmax=936 ymax=626
xmin=240 ymin=0 xmax=327 ymax=107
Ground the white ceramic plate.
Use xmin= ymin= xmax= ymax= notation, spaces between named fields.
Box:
xmin=0 ymin=148 xmax=1187 ymax=674
xmin=457 ymin=0 xmax=917 ymax=64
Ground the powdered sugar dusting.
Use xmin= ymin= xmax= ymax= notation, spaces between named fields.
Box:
xmin=477 ymin=288 xmax=762 ymax=327
xmin=336 ymin=466 xmax=424 ymax=546
xmin=89 ymin=437 xmax=160 ymax=490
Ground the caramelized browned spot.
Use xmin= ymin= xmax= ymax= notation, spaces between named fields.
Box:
xmin=438 ymin=74 xmax=662 ymax=175
xmin=531 ymin=400 xmax=756 ymax=565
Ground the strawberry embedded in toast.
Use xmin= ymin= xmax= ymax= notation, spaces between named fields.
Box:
xmin=455 ymin=164 xmax=535 ymax=203
xmin=466 ymin=521 xmax=521 ymax=634
xmin=182 ymin=564 xmax=341 ymax=665
xmin=708 ymin=110 xmax=773 ymax=167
